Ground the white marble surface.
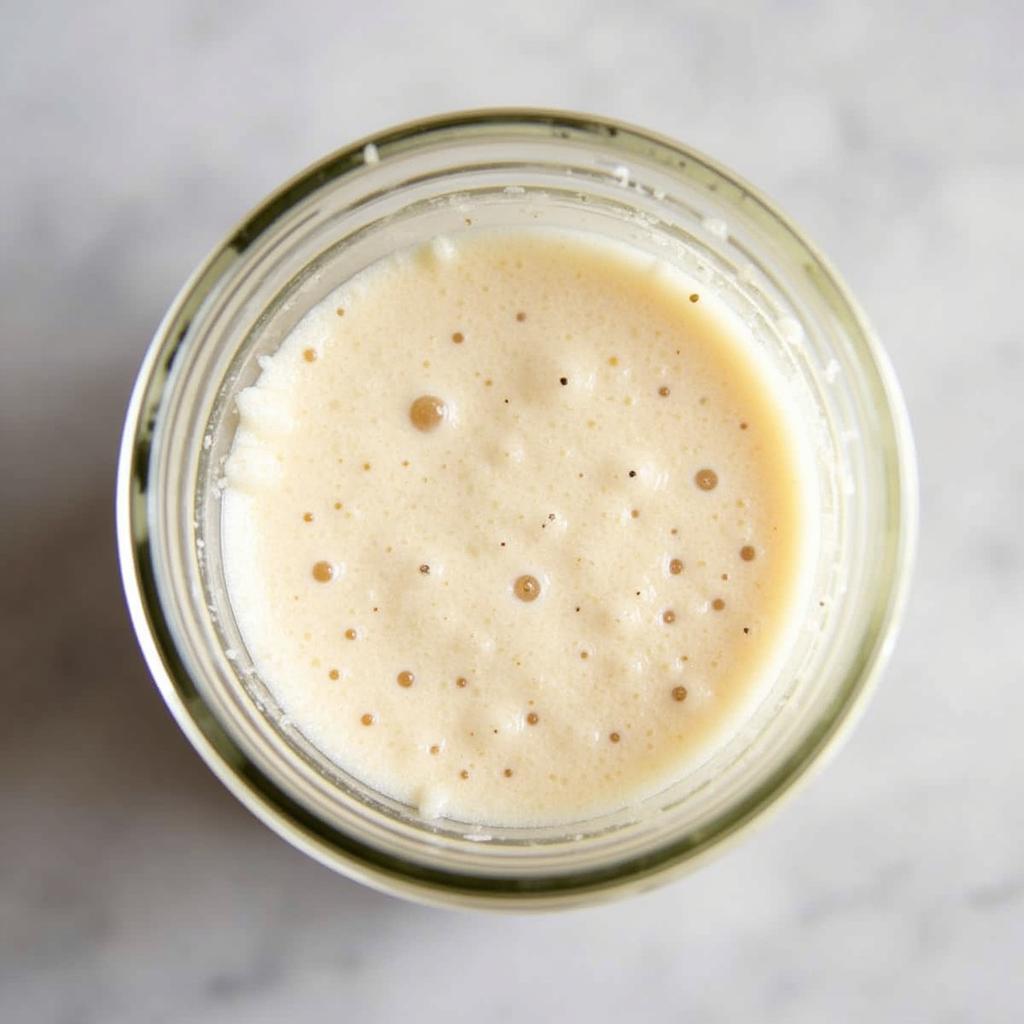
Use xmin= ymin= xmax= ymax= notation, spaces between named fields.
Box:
xmin=2 ymin=2 xmax=1021 ymax=1020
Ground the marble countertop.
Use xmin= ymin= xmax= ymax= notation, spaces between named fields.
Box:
xmin=2 ymin=2 xmax=1021 ymax=1020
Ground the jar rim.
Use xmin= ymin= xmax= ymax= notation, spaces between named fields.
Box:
xmin=117 ymin=108 xmax=918 ymax=909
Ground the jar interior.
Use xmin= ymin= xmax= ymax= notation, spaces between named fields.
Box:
xmin=199 ymin=194 xmax=841 ymax=848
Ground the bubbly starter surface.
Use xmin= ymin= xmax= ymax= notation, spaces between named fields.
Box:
xmin=221 ymin=228 xmax=813 ymax=827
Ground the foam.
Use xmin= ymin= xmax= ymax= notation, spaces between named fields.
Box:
xmin=221 ymin=227 xmax=816 ymax=827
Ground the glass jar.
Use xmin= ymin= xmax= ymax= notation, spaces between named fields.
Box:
xmin=117 ymin=110 xmax=916 ymax=909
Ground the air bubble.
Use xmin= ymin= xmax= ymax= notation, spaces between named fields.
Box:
xmin=410 ymin=395 xmax=446 ymax=432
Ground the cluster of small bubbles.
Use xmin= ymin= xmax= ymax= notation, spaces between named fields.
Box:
xmin=695 ymin=468 xmax=718 ymax=491
xmin=312 ymin=561 xmax=334 ymax=582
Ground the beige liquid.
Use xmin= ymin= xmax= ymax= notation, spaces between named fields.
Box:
xmin=222 ymin=228 xmax=815 ymax=827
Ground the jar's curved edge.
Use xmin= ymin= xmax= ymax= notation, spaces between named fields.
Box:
xmin=115 ymin=108 xmax=919 ymax=911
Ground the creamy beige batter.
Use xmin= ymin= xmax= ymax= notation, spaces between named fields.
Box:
xmin=221 ymin=228 xmax=814 ymax=827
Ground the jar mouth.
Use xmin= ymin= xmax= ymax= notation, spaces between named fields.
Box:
xmin=117 ymin=108 xmax=917 ymax=910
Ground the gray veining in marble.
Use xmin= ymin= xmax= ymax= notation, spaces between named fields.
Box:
xmin=1 ymin=1 xmax=1021 ymax=1021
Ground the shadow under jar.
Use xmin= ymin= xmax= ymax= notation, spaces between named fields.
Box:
xmin=117 ymin=110 xmax=916 ymax=910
